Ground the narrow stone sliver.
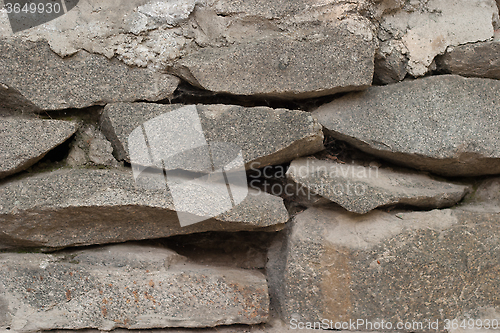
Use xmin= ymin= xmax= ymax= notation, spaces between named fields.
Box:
xmin=0 ymin=118 xmax=77 ymax=179
xmin=287 ymin=157 xmax=471 ymax=214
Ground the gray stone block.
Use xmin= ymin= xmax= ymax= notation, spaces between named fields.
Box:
xmin=268 ymin=206 xmax=500 ymax=330
xmin=436 ymin=41 xmax=500 ymax=80
xmin=0 ymin=244 xmax=268 ymax=331
xmin=313 ymin=75 xmax=500 ymax=176
xmin=287 ymin=158 xmax=470 ymax=213
xmin=101 ymin=103 xmax=324 ymax=168
xmin=0 ymin=117 xmax=77 ymax=179
xmin=172 ymin=27 xmax=376 ymax=99
xmin=0 ymin=39 xmax=179 ymax=110
xmin=0 ymin=168 xmax=288 ymax=249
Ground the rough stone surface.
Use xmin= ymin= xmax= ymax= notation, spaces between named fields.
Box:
xmin=172 ymin=26 xmax=376 ymax=99
xmin=313 ymin=75 xmax=500 ymax=177
xmin=267 ymin=206 xmax=500 ymax=329
xmin=0 ymin=168 xmax=288 ymax=249
xmin=101 ymin=103 xmax=324 ymax=169
xmin=0 ymin=0 xmax=196 ymax=64
xmin=1 ymin=0 xmax=495 ymax=85
xmin=1 ymin=0 xmax=375 ymax=98
xmin=375 ymin=0 xmax=497 ymax=78
xmin=40 ymin=319 xmax=318 ymax=333
xmin=287 ymin=158 xmax=470 ymax=214
xmin=67 ymin=125 xmax=118 ymax=167
xmin=0 ymin=244 xmax=269 ymax=331
xmin=0 ymin=39 xmax=179 ymax=110
xmin=41 ymin=321 xmax=371 ymax=333
xmin=36 ymin=318 xmax=327 ymax=333
xmin=373 ymin=39 xmax=408 ymax=84
xmin=436 ymin=41 xmax=500 ymax=80
xmin=0 ymin=0 xmax=12 ymax=36
xmin=474 ymin=177 xmax=500 ymax=205
xmin=0 ymin=83 xmax=40 ymax=115
xmin=463 ymin=177 xmax=500 ymax=213
xmin=2 ymin=1 xmax=500 ymax=331
xmin=0 ymin=118 xmax=77 ymax=179
xmin=66 ymin=146 xmax=87 ymax=167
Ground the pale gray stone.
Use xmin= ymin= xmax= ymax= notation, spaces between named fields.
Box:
xmin=287 ymin=158 xmax=470 ymax=214
xmin=0 ymin=39 xmax=179 ymax=110
xmin=0 ymin=118 xmax=77 ymax=179
xmin=213 ymin=0 xmax=336 ymax=18
xmin=0 ymin=244 xmax=269 ymax=331
xmin=88 ymin=137 xmax=115 ymax=166
xmin=268 ymin=206 xmax=500 ymax=328
xmin=462 ymin=177 xmax=500 ymax=213
xmin=373 ymin=40 xmax=408 ymax=84
xmin=0 ymin=83 xmax=40 ymax=115
xmin=66 ymin=145 xmax=87 ymax=167
xmin=172 ymin=27 xmax=376 ymax=99
xmin=43 ymin=321 xmax=369 ymax=333
xmin=66 ymin=125 xmax=118 ymax=167
xmin=70 ymin=243 xmax=187 ymax=271
xmin=101 ymin=103 xmax=324 ymax=169
xmin=436 ymin=41 xmax=500 ymax=80
xmin=313 ymin=75 xmax=500 ymax=177
xmin=376 ymin=0 xmax=496 ymax=77
xmin=0 ymin=168 xmax=288 ymax=249
xmin=85 ymin=127 xmax=118 ymax=166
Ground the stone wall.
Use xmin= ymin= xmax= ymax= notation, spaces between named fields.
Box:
xmin=0 ymin=0 xmax=500 ymax=332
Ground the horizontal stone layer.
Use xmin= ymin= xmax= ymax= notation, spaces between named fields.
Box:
xmin=287 ymin=158 xmax=470 ymax=213
xmin=101 ymin=103 xmax=324 ymax=169
xmin=313 ymin=75 xmax=500 ymax=176
xmin=0 ymin=244 xmax=269 ymax=331
xmin=436 ymin=41 xmax=500 ymax=80
xmin=0 ymin=39 xmax=179 ymax=110
xmin=172 ymin=27 xmax=376 ymax=99
xmin=0 ymin=168 xmax=288 ymax=249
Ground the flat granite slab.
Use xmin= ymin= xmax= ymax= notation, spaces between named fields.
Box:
xmin=0 ymin=117 xmax=77 ymax=179
xmin=287 ymin=158 xmax=470 ymax=213
xmin=0 ymin=244 xmax=268 ymax=331
xmin=0 ymin=168 xmax=288 ymax=249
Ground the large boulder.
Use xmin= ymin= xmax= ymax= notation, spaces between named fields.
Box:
xmin=101 ymin=103 xmax=324 ymax=169
xmin=0 ymin=39 xmax=179 ymax=110
xmin=0 ymin=168 xmax=288 ymax=249
xmin=268 ymin=206 xmax=500 ymax=330
xmin=287 ymin=158 xmax=470 ymax=214
xmin=0 ymin=117 xmax=77 ymax=179
xmin=313 ymin=75 xmax=500 ymax=177
xmin=0 ymin=244 xmax=269 ymax=331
